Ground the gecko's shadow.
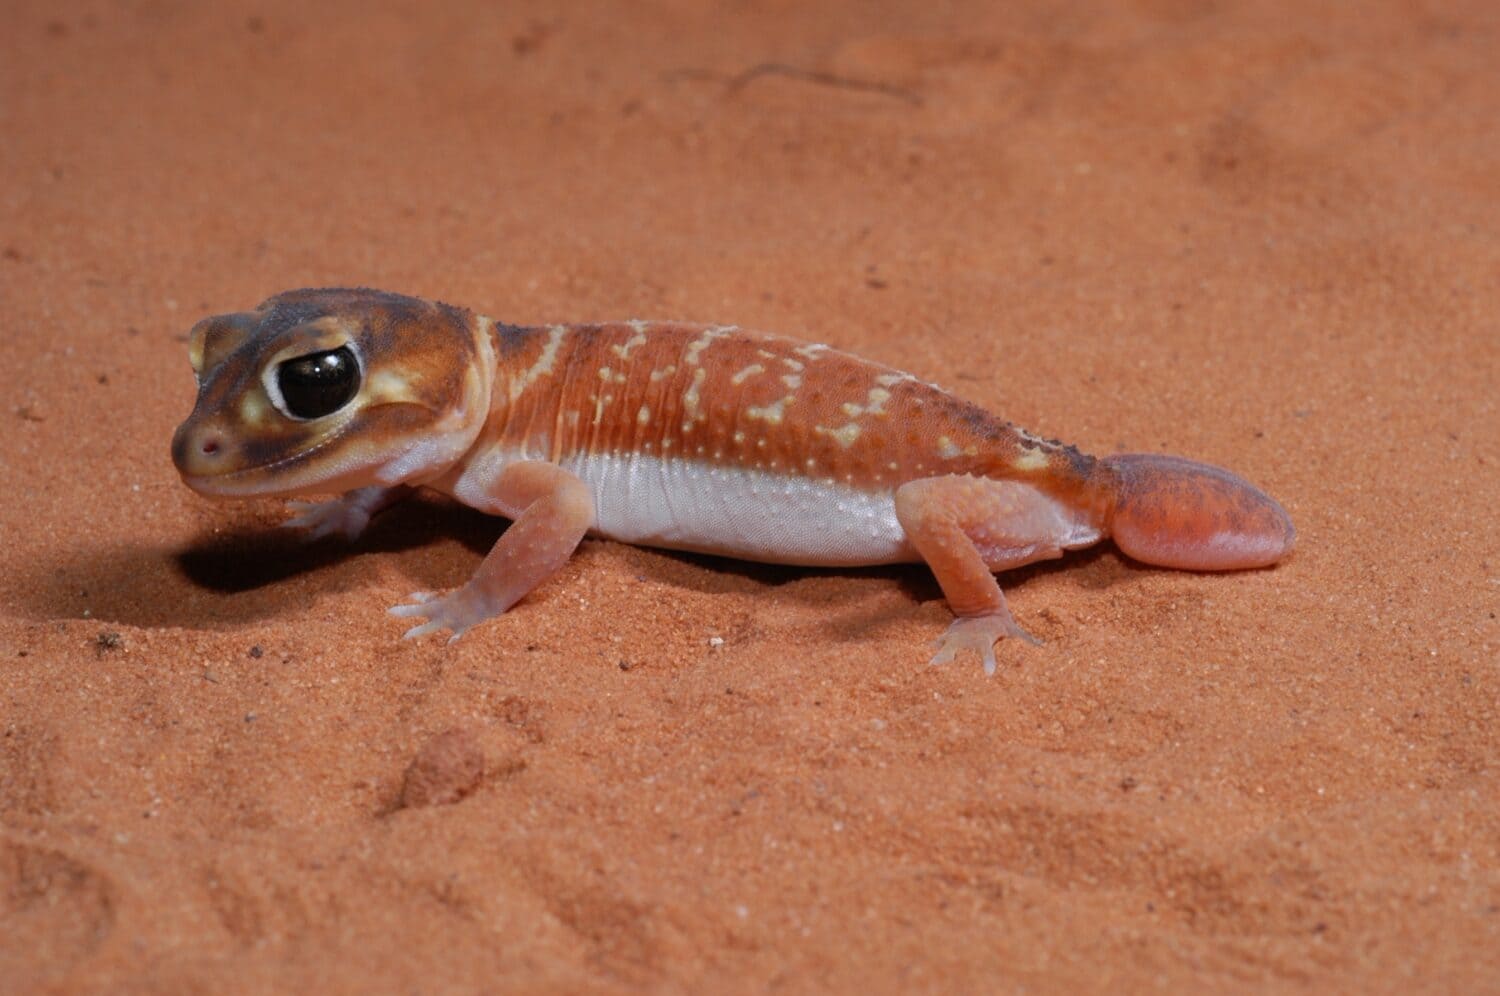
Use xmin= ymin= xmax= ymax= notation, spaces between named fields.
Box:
xmin=654 ymin=542 xmax=1116 ymax=594
xmin=173 ymin=497 xmax=499 ymax=594
xmin=14 ymin=493 xmax=1129 ymax=634
xmin=604 ymin=538 xmax=1122 ymax=643
xmin=10 ymin=496 xmax=502 ymax=630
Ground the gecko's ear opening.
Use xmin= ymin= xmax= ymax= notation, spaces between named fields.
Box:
xmin=188 ymin=312 xmax=257 ymax=378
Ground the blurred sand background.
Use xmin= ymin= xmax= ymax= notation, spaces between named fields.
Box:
xmin=1 ymin=0 xmax=1497 ymax=991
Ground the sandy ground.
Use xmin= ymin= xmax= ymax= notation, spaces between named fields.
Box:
xmin=2 ymin=0 xmax=1497 ymax=991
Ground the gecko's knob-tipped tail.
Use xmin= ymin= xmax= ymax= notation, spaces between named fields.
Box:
xmin=1101 ymin=454 xmax=1295 ymax=571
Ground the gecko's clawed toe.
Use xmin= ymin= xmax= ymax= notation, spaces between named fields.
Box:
xmin=929 ymin=612 xmax=1039 ymax=676
xmin=388 ymin=592 xmax=436 ymax=617
xmin=389 ymin=589 xmax=486 ymax=642
xmin=282 ymin=498 xmax=370 ymax=541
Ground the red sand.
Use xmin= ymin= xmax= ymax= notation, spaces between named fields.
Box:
xmin=2 ymin=1 xmax=1497 ymax=991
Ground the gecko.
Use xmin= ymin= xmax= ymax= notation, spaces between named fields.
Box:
xmin=171 ymin=288 xmax=1295 ymax=674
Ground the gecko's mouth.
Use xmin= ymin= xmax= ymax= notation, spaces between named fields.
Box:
xmin=176 ymin=471 xmax=274 ymax=499
xmin=176 ymin=454 xmax=375 ymax=500
xmin=171 ymin=408 xmax=368 ymax=498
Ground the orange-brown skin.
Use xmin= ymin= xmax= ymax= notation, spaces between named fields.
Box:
xmin=461 ymin=318 xmax=1110 ymax=508
xmin=173 ymin=288 xmax=1296 ymax=674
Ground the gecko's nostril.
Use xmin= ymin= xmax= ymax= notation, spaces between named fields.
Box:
xmin=201 ymin=438 xmax=220 ymax=456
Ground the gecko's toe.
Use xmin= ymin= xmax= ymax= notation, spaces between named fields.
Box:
xmin=388 ymin=592 xmax=436 ymax=617
xmin=401 ymin=620 xmax=440 ymax=640
xmin=929 ymin=612 xmax=1040 ymax=676
xmin=390 ymin=590 xmax=485 ymax=642
xmin=281 ymin=499 xmax=371 ymax=542
xmin=929 ymin=639 xmax=959 ymax=668
xmin=281 ymin=504 xmax=324 ymax=534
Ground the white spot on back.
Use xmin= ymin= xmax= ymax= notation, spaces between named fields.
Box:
xmin=611 ymin=330 xmax=648 ymax=360
xmin=936 ymin=435 xmax=978 ymax=459
xmin=745 ymin=396 xmax=790 ymax=425
xmin=514 ymin=325 xmax=567 ymax=400
xmin=842 ymin=387 xmax=891 ymax=419
xmin=592 ymin=392 xmax=616 ymax=426
xmin=682 ymin=367 xmax=707 ymax=429
xmin=685 ymin=326 xmax=732 ymax=366
xmin=816 ymin=423 xmax=862 ymax=448
xmin=731 ymin=363 xmax=765 ymax=386
xmin=1014 ymin=448 xmax=1050 ymax=471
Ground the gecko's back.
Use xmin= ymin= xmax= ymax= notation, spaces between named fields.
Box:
xmin=438 ymin=319 xmax=1111 ymax=565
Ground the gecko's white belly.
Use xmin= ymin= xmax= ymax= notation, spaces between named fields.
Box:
xmin=561 ymin=452 xmax=915 ymax=566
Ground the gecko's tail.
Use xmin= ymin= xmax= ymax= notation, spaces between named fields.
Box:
xmin=1100 ymin=454 xmax=1295 ymax=571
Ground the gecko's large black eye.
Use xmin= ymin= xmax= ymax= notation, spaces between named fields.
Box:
xmin=275 ymin=346 xmax=360 ymax=419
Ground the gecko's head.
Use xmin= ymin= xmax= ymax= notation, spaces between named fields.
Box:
xmin=172 ymin=288 xmax=491 ymax=498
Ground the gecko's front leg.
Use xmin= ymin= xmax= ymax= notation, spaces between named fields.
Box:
xmin=284 ymin=484 xmax=414 ymax=541
xmin=390 ymin=461 xmax=595 ymax=642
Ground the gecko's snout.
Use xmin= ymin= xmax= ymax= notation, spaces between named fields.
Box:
xmin=171 ymin=420 xmax=230 ymax=480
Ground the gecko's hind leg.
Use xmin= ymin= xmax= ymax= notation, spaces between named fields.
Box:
xmin=895 ymin=475 xmax=1094 ymax=675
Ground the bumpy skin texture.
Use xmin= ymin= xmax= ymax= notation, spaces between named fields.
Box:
xmin=172 ymin=288 xmax=1295 ymax=673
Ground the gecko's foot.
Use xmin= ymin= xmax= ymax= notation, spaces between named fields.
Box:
xmin=389 ymin=589 xmax=494 ymax=643
xmin=930 ymin=612 xmax=1041 ymax=676
xmin=283 ymin=498 xmax=372 ymax=542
